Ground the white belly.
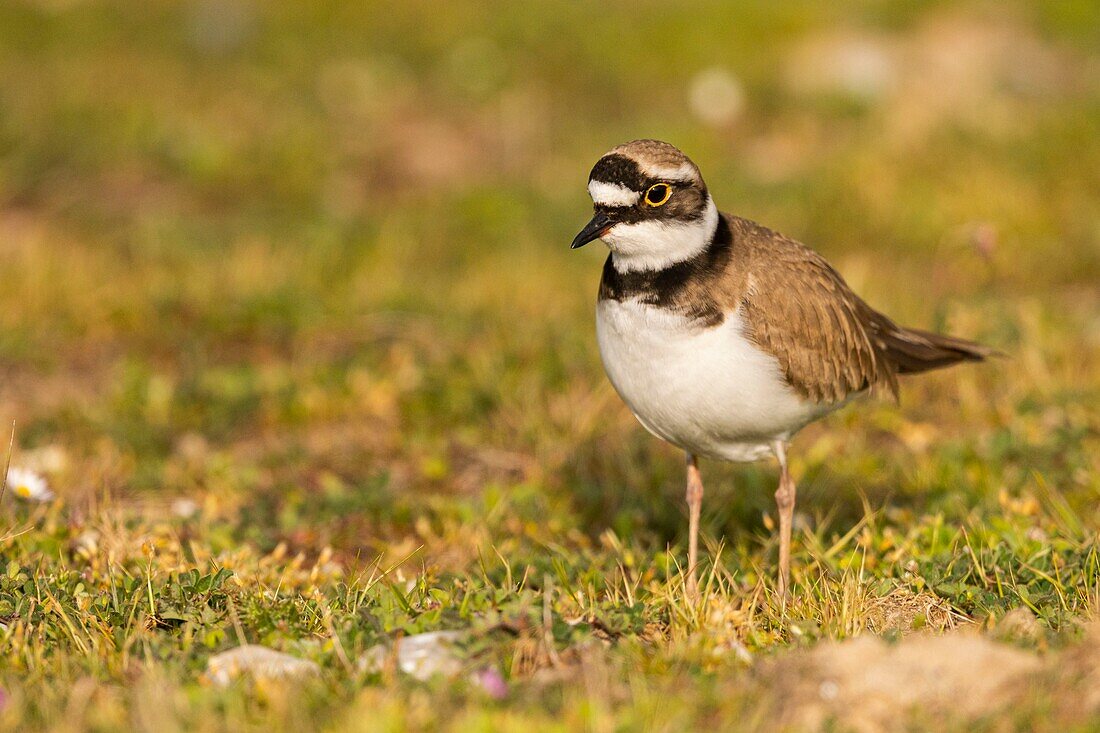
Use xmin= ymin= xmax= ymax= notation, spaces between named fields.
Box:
xmin=596 ymin=298 xmax=836 ymax=462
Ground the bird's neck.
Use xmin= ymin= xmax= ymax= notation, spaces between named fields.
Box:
xmin=598 ymin=211 xmax=735 ymax=312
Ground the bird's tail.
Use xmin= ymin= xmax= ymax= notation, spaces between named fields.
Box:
xmin=881 ymin=325 xmax=997 ymax=375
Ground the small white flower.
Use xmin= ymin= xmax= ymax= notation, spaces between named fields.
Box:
xmin=5 ymin=467 xmax=54 ymax=502
xmin=171 ymin=498 xmax=200 ymax=519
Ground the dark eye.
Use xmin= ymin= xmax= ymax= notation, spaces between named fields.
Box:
xmin=644 ymin=183 xmax=672 ymax=207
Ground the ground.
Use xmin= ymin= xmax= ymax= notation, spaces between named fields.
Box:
xmin=0 ymin=1 xmax=1099 ymax=731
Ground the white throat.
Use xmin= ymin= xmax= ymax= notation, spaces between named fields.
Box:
xmin=603 ymin=196 xmax=719 ymax=273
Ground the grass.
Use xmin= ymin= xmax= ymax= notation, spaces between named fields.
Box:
xmin=1 ymin=0 xmax=1099 ymax=730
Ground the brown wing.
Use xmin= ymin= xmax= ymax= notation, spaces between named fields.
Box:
xmin=740 ymin=242 xmax=896 ymax=403
xmin=731 ymin=215 xmax=992 ymax=404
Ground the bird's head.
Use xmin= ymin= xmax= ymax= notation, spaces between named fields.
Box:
xmin=571 ymin=140 xmax=718 ymax=272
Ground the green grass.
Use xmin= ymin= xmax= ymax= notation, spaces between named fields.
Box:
xmin=1 ymin=0 xmax=1099 ymax=730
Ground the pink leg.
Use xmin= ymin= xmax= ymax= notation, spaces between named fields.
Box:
xmin=773 ymin=441 xmax=797 ymax=605
xmin=686 ymin=453 xmax=704 ymax=597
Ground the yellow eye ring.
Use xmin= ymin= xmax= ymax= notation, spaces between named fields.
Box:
xmin=643 ymin=183 xmax=672 ymax=207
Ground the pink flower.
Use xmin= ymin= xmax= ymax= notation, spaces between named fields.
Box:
xmin=473 ymin=667 xmax=508 ymax=700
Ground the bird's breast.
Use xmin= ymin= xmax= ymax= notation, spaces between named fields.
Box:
xmin=595 ymin=297 xmax=832 ymax=461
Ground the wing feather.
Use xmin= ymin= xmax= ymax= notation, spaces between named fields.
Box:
xmin=735 ymin=224 xmax=897 ymax=404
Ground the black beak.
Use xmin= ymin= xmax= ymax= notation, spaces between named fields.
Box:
xmin=570 ymin=211 xmax=615 ymax=249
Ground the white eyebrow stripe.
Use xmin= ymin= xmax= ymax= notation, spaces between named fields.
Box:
xmin=588 ymin=180 xmax=639 ymax=207
xmin=637 ymin=161 xmax=697 ymax=181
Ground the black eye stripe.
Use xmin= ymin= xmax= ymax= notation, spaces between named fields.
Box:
xmin=588 ymin=152 xmax=707 ymax=220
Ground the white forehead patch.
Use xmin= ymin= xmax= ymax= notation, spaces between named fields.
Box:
xmin=588 ymin=180 xmax=639 ymax=207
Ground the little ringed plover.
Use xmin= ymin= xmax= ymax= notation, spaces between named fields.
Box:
xmin=571 ymin=139 xmax=993 ymax=600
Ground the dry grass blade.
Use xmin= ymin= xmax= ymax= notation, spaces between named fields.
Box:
xmin=0 ymin=420 xmax=14 ymax=506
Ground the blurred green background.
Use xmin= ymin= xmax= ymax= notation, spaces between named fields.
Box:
xmin=3 ymin=2 xmax=1100 ymax=730
xmin=0 ymin=0 xmax=1097 ymax=554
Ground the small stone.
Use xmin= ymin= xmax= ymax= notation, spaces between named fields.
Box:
xmin=359 ymin=630 xmax=464 ymax=680
xmin=205 ymin=645 xmax=319 ymax=687
xmin=994 ymin=607 xmax=1044 ymax=643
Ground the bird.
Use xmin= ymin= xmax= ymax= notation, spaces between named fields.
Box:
xmin=570 ymin=139 xmax=993 ymax=601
